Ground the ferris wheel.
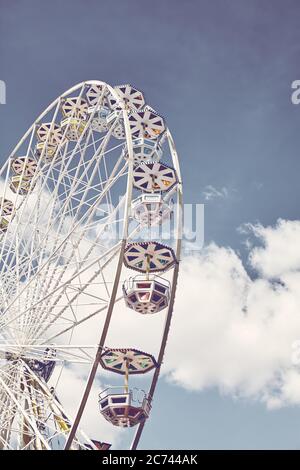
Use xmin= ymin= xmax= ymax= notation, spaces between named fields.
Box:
xmin=0 ymin=80 xmax=182 ymax=450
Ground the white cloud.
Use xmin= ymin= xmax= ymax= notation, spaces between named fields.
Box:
xmin=247 ymin=219 xmax=300 ymax=279
xmin=161 ymin=220 xmax=300 ymax=409
xmin=202 ymin=185 xmax=231 ymax=201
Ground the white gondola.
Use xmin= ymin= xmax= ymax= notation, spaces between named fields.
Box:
xmin=108 ymin=84 xmax=145 ymax=112
xmin=11 ymin=156 xmax=38 ymax=177
xmin=99 ymin=386 xmax=151 ymax=428
xmin=0 ymin=218 xmax=9 ymax=233
xmin=128 ymin=106 xmax=165 ymax=139
xmin=36 ymin=123 xmax=64 ymax=144
xmin=123 ymin=137 xmax=162 ymax=165
xmin=61 ymin=97 xmax=88 ymax=141
xmin=124 ymin=241 xmax=177 ymax=273
xmin=0 ymin=198 xmax=14 ymax=217
xmin=36 ymin=141 xmax=59 ymax=161
xmin=133 ymin=161 xmax=178 ymax=193
xmin=131 ymin=193 xmax=173 ymax=226
xmin=86 ymin=83 xmax=108 ymax=107
xmin=106 ymin=110 xmax=126 ymax=139
xmin=60 ymin=117 xmax=87 ymax=141
xmin=0 ymin=199 xmax=14 ymax=235
xmin=123 ymin=275 xmax=170 ymax=314
xmin=99 ymin=349 xmax=156 ymax=427
xmin=61 ymin=97 xmax=88 ymax=120
xmin=88 ymin=105 xmax=111 ymax=133
xmin=9 ymin=175 xmax=33 ymax=195
xmin=36 ymin=123 xmax=64 ymax=161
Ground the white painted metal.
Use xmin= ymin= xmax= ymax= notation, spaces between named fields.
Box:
xmin=0 ymin=81 xmax=183 ymax=451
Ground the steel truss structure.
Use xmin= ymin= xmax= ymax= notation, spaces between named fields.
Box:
xmin=0 ymin=81 xmax=182 ymax=450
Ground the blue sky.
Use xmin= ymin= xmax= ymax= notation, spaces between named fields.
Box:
xmin=1 ymin=0 xmax=300 ymax=449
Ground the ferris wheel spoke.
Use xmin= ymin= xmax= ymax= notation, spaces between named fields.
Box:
xmin=0 ymin=240 xmax=121 ymax=341
xmin=43 ymin=297 xmax=122 ymax=345
xmin=0 ymin=104 xmax=97 ymax=279
xmin=33 ymin=221 xmax=141 ymax=344
xmin=30 ymin=241 xmax=122 ymax=344
xmin=0 ymin=101 xmax=64 ymax=270
xmin=0 ymin=163 xmax=125 ymax=327
xmin=0 ymin=344 xmax=97 ymax=364
xmin=27 ymin=233 xmax=121 ymax=340
xmin=24 ymin=171 xmax=127 ymax=338
xmin=0 ymin=366 xmax=51 ymax=450
xmin=0 ymin=366 xmax=20 ymax=449
xmin=20 ymin=361 xmax=96 ymax=449
xmin=24 ymin=155 xmax=127 ymax=310
xmin=0 ymin=129 xmax=124 ymax=292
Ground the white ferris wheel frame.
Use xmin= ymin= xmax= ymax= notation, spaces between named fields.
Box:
xmin=0 ymin=80 xmax=183 ymax=451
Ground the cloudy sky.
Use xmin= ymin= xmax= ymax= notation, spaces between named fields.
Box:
xmin=1 ymin=0 xmax=300 ymax=449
